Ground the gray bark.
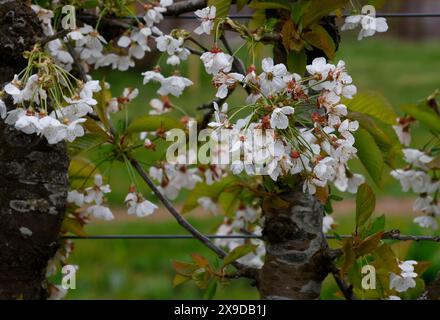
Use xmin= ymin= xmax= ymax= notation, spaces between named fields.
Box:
xmin=0 ymin=0 xmax=69 ymax=299
xmin=260 ymin=186 xmax=331 ymax=299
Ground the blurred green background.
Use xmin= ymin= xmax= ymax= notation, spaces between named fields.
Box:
xmin=62 ymin=33 xmax=440 ymax=299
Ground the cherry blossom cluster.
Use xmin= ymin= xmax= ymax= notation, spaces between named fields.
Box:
xmin=0 ymin=58 xmax=101 ymax=144
xmin=341 ymin=12 xmax=389 ymax=40
xmin=125 ymin=185 xmax=158 ymax=218
xmin=391 ymin=146 xmax=439 ymax=229
xmin=389 ymin=260 xmax=418 ymax=293
xmin=200 ymin=53 xmax=364 ymax=195
xmin=67 ymin=174 xmax=114 ymax=221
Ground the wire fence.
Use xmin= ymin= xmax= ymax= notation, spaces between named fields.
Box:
xmin=165 ymin=12 xmax=440 ymax=19
xmin=67 ymin=11 xmax=440 ymax=244
xmin=60 ymin=233 xmax=440 ymax=242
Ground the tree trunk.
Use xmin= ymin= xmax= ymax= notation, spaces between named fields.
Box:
xmin=0 ymin=0 xmax=69 ymax=300
xmin=258 ymin=10 xmax=340 ymax=300
xmin=259 ymin=186 xmax=331 ymax=299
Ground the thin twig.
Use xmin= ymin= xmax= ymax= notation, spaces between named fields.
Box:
xmin=39 ymin=29 xmax=71 ymax=46
xmin=331 ymin=267 xmax=356 ymax=300
xmin=60 ymin=233 xmax=440 ymax=242
xmin=165 ymin=0 xmax=207 ymax=16
xmin=187 ymin=36 xmax=210 ymax=52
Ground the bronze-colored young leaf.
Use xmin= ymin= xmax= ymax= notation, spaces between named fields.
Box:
xmin=281 ymin=20 xmax=304 ymax=53
xmin=61 ymin=217 xmax=87 ymax=237
xmin=173 ymin=273 xmax=190 ymax=287
xmin=302 ymin=24 xmax=336 ymax=60
xmin=192 ymin=253 xmax=210 ymax=268
xmin=374 ymin=243 xmax=400 ymax=274
xmin=340 ymin=238 xmax=356 ymax=276
xmin=355 ymin=231 xmax=383 ymax=257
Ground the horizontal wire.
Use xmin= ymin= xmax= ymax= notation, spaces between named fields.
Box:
xmin=61 ymin=234 xmax=259 ymax=240
xmin=61 ymin=233 xmax=440 ymax=241
xmin=103 ymin=13 xmax=440 ymax=21
xmin=168 ymin=13 xmax=440 ymax=19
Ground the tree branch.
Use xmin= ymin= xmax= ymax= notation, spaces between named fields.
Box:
xmin=165 ymin=0 xmax=208 ymax=16
xmin=331 ymin=267 xmax=356 ymax=300
xmin=39 ymin=29 xmax=70 ymax=46
xmin=326 ymin=231 xmax=440 ymax=242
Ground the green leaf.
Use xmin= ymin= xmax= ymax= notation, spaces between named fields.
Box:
xmin=249 ymin=9 xmax=266 ymax=30
xmin=248 ymin=1 xmax=290 ymax=10
xmin=223 ymin=244 xmax=256 ymax=266
xmin=291 ymin=0 xmax=311 ymax=24
xmin=302 ymin=24 xmax=336 ymax=60
xmin=301 ymin=0 xmax=349 ymax=27
xmin=287 ymin=50 xmax=307 ymax=76
xmin=209 ymin=0 xmax=232 ymax=19
xmin=236 ymin=0 xmax=248 ymax=11
xmin=354 ymin=128 xmax=385 ymax=186
xmin=204 ymin=280 xmax=218 ymax=300
xmin=67 ymin=133 xmax=106 ymax=156
xmin=82 ymin=0 xmax=99 ymax=9
xmin=401 ymin=103 xmax=440 ymax=132
xmin=356 ymin=183 xmax=376 ymax=230
xmin=367 ymin=0 xmax=387 ymax=9
xmin=127 ymin=115 xmax=185 ymax=133
xmin=362 ymin=214 xmax=385 ymax=237
xmin=218 ymin=190 xmax=241 ymax=217
xmin=182 ymin=176 xmax=238 ymax=213
xmin=348 ymin=111 xmax=401 ymax=167
xmin=343 ymin=92 xmax=397 ymax=125
xmin=84 ymin=118 xmax=110 ymax=139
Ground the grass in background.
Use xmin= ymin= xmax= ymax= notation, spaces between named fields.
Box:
xmin=64 ymin=214 xmax=440 ymax=299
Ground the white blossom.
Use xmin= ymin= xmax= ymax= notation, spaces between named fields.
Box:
xmin=200 ymin=50 xmax=233 ymax=75
xmin=194 ymin=6 xmax=216 ymax=35
xmin=341 ymin=15 xmax=388 ymax=40
xmin=86 ymin=205 xmax=114 ymax=221
xmin=270 ymin=106 xmax=295 ymax=129
xmin=259 ymin=58 xmax=288 ymax=95
xmin=414 ymin=215 xmax=438 ymax=229
xmin=84 ymin=174 xmax=111 ymax=205
xmin=322 ymin=215 xmax=335 ymax=233
xmin=389 ymin=260 xmax=418 ymax=293
xmin=125 ymin=192 xmax=158 ymax=217
xmin=402 ymin=148 xmax=433 ymax=169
